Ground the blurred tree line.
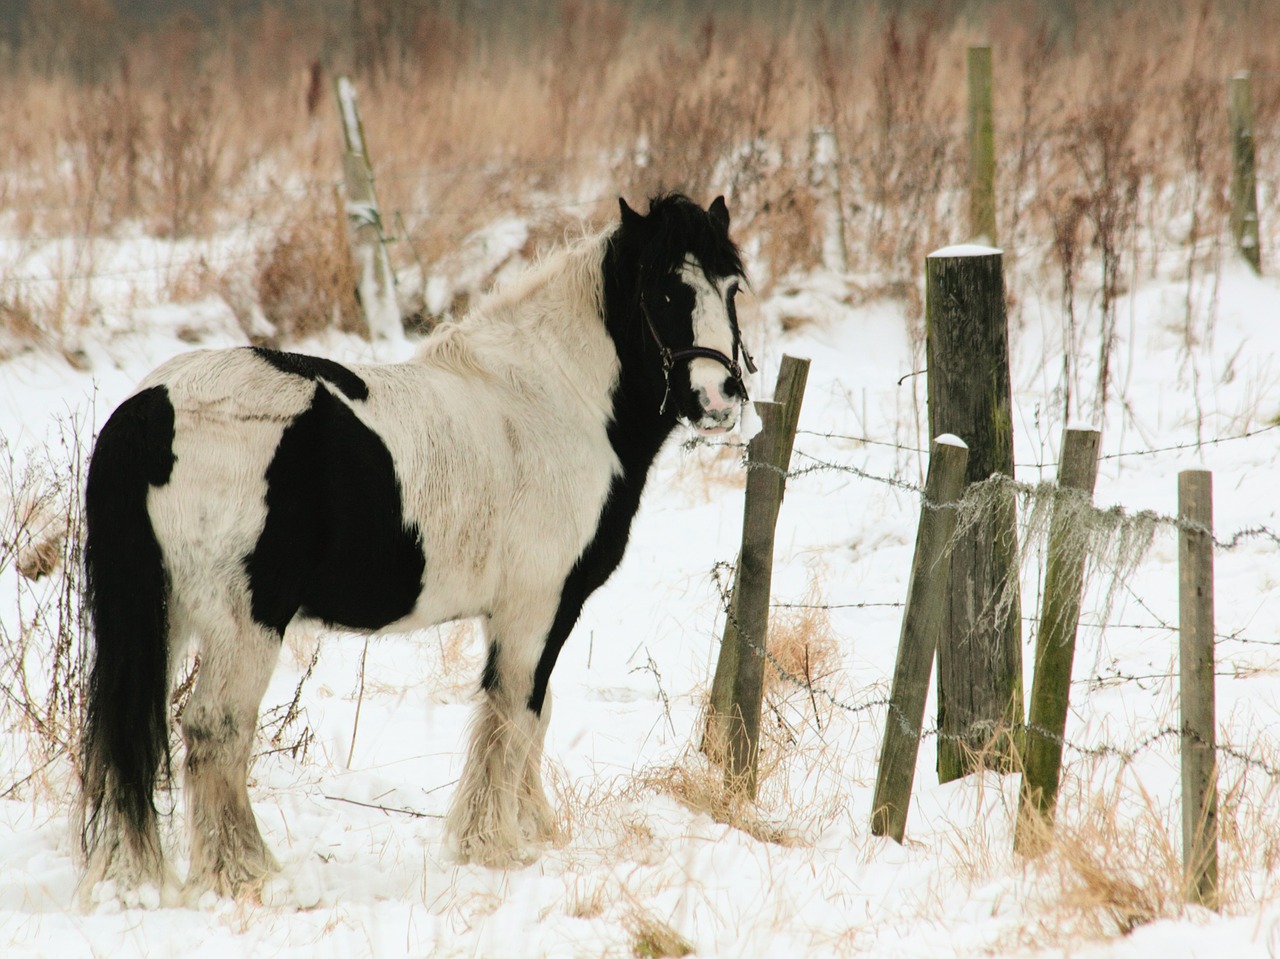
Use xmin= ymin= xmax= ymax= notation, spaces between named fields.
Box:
xmin=1 ymin=0 xmax=1128 ymax=84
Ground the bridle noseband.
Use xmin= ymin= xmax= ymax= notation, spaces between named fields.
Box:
xmin=640 ymin=293 xmax=757 ymax=414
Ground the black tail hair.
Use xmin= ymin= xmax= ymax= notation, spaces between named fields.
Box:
xmin=81 ymin=385 xmax=177 ymax=856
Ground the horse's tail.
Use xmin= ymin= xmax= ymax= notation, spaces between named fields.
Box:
xmin=80 ymin=385 xmax=177 ymax=869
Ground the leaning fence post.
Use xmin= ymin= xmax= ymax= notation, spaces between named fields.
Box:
xmin=1015 ymin=426 xmax=1102 ymax=855
xmin=871 ymin=435 xmax=969 ymax=843
xmin=967 ymin=45 xmax=997 ymax=244
xmin=706 ymin=357 xmax=809 ymax=759
xmin=1178 ymin=469 xmax=1218 ymax=909
xmin=1229 ymin=72 xmax=1262 ymax=274
xmin=334 ymin=75 xmax=403 ymax=342
xmin=720 ymin=400 xmax=785 ymax=798
xmin=926 ymin=245 xmax=1023 ymax=782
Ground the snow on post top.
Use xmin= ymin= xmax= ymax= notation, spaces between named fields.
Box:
xmin=1065 ymin=420 xmax=1102 ymax=434
xmin=934 ymin=434 xmax=968 ymax=448
xmin=928 ymin=244 xmax=1002 ymax=258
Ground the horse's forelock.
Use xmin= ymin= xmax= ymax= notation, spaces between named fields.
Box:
xmin=634 ymin=193 xmax=744 ymax=282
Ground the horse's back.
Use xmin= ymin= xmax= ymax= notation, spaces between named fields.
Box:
xmin=135 ymin=348 xmax=426 ymax=632
xmin=126 ymin=342 xmax=616 ymax=634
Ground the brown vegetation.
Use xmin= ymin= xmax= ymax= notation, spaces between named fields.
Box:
xmin=0 ymin=0 xmax=1274 ymax=343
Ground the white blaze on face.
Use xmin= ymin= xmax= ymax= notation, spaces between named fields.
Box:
xmin=679 ymin=259 xmax=742 ymax=432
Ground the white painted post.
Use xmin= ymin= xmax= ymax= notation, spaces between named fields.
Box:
xmin=334 ymin=75 xmax=402 ymax=343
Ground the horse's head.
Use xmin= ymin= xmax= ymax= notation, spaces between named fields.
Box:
xmin=616 ymin=194 xmax=755 ymax=435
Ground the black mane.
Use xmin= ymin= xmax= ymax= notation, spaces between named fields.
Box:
xmin=630 ymin=192 xmax=744 ymax=282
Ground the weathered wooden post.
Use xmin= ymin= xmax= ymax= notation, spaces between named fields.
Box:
xmin=1178 ymin=469 xmax=1218 ymax=909
xmin=1229 ymin=72 xmax=1262 ymax=274
xmin=871 ymin=435 xmax=969 ymax=843
xmin=926 ymin=245 xmax=1023 ymax=782
xmin=722 ymin=401 xmax=786 ymax=797
xmin=1015 ymin=427 xmax=1102 ymax=854
xmin=334 ymin=75 xmax=403 ymax=341
xmin=967 ymin=45 xmax=997 ymax=245
xmin=706 ymin=356 xmax=809 ymax=758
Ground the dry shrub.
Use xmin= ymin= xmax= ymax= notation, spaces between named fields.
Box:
xmin=625 ymin=907 xmax=693 ymax=959
xmin=256 ymin=201 xmax=363 ymax=342
xmin=549 ymin=0 xmax=629 ymax=149
xmin=852 ymin=12 xmax=961 ymax=285
xmin=0 ymin=295 xmax=42 ymax=354
xmin=0 ymin=429 xmax=90 ymax=801
xmin=750 ymin=170 xmax=825 ymax=286
xmin=631 ymin=750 xmax=799 ymax=847
xmin=618 ymin=18 xmax=786 ymax=203
xmin=155 ymin=79 xmax=224 ymax=238
xmin=764 ymin=583 xmax=838 ymax=706
xmin=65 ymin=69 xmax=146 ymax=235
xmin=564 ymin=876 xmax=609 ymax=920
xmin=1020 ymin=772 xmax=1183 ymax=941
xmin=4 ymin=0 xmax=1280 ymax=337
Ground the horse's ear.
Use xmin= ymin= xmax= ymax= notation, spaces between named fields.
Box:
xmin=619 ymin=197 xmax=645 ymax=231
xmin=708 ymin=195 xmax=730 ymax=231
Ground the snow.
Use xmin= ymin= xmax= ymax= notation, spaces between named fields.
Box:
xmin=3 ymin=217 xmax=1280 ymax=957
xmin=927 ymin=244 xmax=1002 ymax=258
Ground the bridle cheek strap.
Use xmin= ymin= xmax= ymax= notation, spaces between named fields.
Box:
xmin=642 ymin=301 xmax=756 ymax=415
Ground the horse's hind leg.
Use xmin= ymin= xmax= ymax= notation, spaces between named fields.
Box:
xmin=180 ymin=606 xmax=281 ymax=900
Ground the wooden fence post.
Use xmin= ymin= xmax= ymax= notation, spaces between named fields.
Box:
xmin=926 ymin=245 xmax=1023 ymax=782
xmin=1015 ymin=427 xmax=1102 ymax=854
xmin=706 ymin=357 xmax=809 ymax=757
xmin=334 ymin=75 xmax=403 ymax=342
xmin=871 ymin=435 xmax=969 ymax=843
xmin=1178 ymin=469 xmax=1218 ymax=909
xmin=967 ymin=45 xmax=997 ymax=245
xmin=1229 ymin=72 xmax=1262 ymax=274
xmin=721 ymin=400 xmax=786 ymax=797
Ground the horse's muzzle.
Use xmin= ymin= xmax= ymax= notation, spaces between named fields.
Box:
xmin=693 ymin=395 xmax=742 ymax=434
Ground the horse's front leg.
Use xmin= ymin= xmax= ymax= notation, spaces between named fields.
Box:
xmin=445 ymin=597 xmax=569 ymax=866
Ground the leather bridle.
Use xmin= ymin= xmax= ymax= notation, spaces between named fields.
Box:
xmin=640 ymin=281 xmax=758 ymax=415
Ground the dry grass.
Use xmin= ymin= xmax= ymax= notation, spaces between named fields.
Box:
xmin=934 ymin=740 xmax=1280 ymax=954
xmin=625 ymin=906 xmax=694 ymax=958
xmin=0 ymin=0 xmax=1272 ymax=350
xmin=0 ymin=427 xmax=90 ymax=803
xmin=1019 ymin=772 xmax=1183 ymax=940
xmin=255 ymin=197 xmax=363 ymax=343
xmin=632 ymin=750 xmax=801 ymax=847
xmin=763 ymin=576 xmax=838 ymax=710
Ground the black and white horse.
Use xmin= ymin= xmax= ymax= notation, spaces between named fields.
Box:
xmin=78 ymin=193 xmax=754 ymax=903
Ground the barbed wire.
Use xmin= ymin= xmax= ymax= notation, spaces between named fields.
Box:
xmin=709 ymin=561 xmax=1280 ymax=782
xmin=794 ymin=422 xmax=1280 ymax=469
xmin=770 ymin=447 xmax=1280 ymax=553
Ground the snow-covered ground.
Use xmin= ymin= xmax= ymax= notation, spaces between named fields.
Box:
xmin=2 ymin=220 xmax=1279 ymax=957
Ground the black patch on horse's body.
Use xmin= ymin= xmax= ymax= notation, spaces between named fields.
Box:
xmin=245 ymin=383 xmax=425 ymax=634
xmin=81 ymin=385 xmax=178 ymax=845
xmin=527 ymin=194 xmax=745 ymax=715
xmin=248 ymin=347 xmax=369 ymax=402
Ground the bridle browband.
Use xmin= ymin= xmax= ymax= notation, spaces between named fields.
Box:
xmin=640 ymin=284 xmax=758 ymax=415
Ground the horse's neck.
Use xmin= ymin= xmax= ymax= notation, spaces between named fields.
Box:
xmin=455 ymin=239 xmax=619 ymax=416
